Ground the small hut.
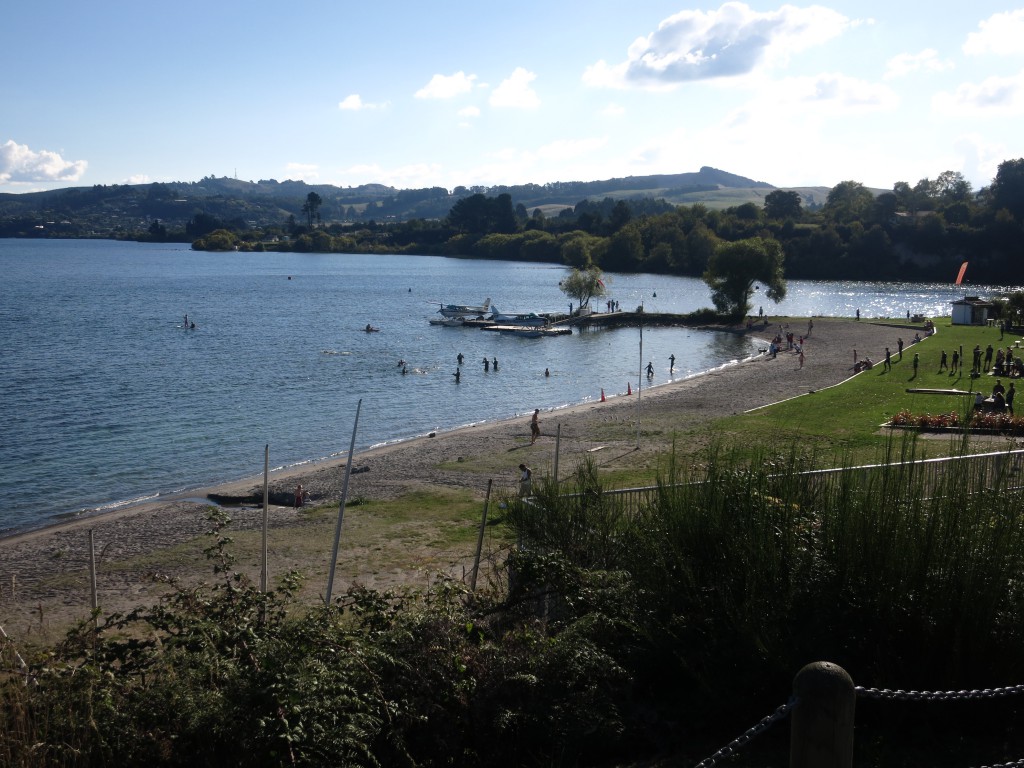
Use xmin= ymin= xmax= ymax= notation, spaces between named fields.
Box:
xmin=951 ymin=296 xmax=993 ymax=325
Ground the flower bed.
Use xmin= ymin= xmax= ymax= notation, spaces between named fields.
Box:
xmin=889 ymin=409 xmax=1024 ymax=435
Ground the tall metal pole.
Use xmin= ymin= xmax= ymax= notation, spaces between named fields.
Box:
xmin=326 ymin=398 xmax=362 ymax=606
xmin=261 ymin=444 xmax=269 ymax=593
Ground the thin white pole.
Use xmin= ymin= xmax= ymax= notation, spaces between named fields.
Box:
xmin=470 ymin=479 xmax=493 ymax=592
xmin=88 ymin=529 xmax=98 ymax=613
xmin=554 ymin=423 xmax=561 ymax=484
xmin=261 ymin=444 xmax=269 ymax=593
xmin=637 ymin=317 xmax=643 ymax=449
xmin=326 ymin=398 xmax=362 ymax=606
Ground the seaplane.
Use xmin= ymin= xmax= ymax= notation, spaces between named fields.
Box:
xmin=488 ymin=306 xmax=549 ymax=327
xmin=438 ymin=298 xmax=490 ymax=318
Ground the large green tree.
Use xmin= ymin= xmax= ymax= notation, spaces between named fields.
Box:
xmin=559 ymin=265 xmax=607 ymax=312
xmin=703 ymin=236 xmax=786 ymax=319
xmin=990 ymin=158 xmax=1024 ymax=222
xmin=763 ymin=190 xmax=802 ymax=220
xmin=823 ymin=180 xmax=874 ymax=223
xmin=302 ymin=192 xmax=323 ymax=228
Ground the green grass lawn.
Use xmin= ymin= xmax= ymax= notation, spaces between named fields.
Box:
xmin=711 ymin=319 xmax=1024 ymax=464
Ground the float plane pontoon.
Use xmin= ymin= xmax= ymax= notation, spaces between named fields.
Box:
xmin=438 ymin=298 xmax=490 ymax=318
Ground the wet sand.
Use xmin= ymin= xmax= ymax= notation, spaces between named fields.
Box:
xmin=0 ymin=317 xmax=904 ymax=639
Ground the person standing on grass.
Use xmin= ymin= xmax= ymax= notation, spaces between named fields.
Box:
xmin=518 ymin=464 xmax=532 ymax=496
xmin=940 ymin=350 xmax=947 ymax=371
xmin=1008 ymin=382 xmax=1016 ymax=415
xmin=913 ymin=352 xmax=919 ymax=377
xmin=884 ymin=348 xmax=892 ymax=371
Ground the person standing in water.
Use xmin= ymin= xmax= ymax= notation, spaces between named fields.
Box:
xmin=669 ymin=354 xmax=675 ymax=372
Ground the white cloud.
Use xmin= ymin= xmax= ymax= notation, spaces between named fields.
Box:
xmin=884 ymin=49 xmax=954 ymax=80
xmin=963 ymin=10 xmax=1024 ymax=56
xmin=415 ymin=71 xmax=478 ymax=99
xmin=537 ymin=137 xmax=608 ymax=161
xmin=490 ymin=67 xmax=540 ymax=108
xmin=338 ymin=94 xmax=387 ymax=111
xmin=933 ymin=70 xmax=1024 ymax=116
xmin=584 ymin=1 xmax=854 ymax=89
xmin=0 ymin=139 xmax=87 ymax=183
xmin=335 ymin=161 xmax=444 ymax=189
xmin=953 ymin=133 xmax=1010 ymax=186
xmin=601 ymin=103 xmax=626 ymax=117
xmin=285 ymin=162 xmax=320 ymax=181
xmin=124 ymin=174 xmax=151 ymax=185
xmin=726 ymin=73 xmax=898 ymax=121
xmin=458 ymin=106 xmax=481 ymax=118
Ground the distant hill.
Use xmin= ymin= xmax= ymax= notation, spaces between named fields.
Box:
xmin=0 ymin=166 xmax=827 ymax=237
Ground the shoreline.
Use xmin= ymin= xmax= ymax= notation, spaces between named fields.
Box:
xmin=0 ymin=327 xmax=765 ymax=543
xmin=0 ymin=317 xmax=907 ymax=637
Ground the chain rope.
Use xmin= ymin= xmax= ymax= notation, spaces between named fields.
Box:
xmin=692 ymin=697 xmax=796 ymax=768
xmin=855 ymin=684 xmax=1024 ymax=702
xmin=857 ymin=684 xmax=1024 ymax=768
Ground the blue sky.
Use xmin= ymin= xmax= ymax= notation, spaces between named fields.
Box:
xmin=2 ymin=1 xmax=1023 ymax=194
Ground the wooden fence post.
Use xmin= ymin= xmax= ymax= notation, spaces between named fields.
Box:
xmin=790 ymin=661 xmax=855 ymax=768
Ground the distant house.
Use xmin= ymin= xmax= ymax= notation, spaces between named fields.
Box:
xmin=951 ymin=296 xmax=993 ymax=325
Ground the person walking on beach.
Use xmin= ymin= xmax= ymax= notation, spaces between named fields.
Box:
xmin=518 ymin=464 xmax=532 ymax=496
xmin=530 ymin=409 xmax=540 ymax=444
xmin=294 ymin=483 xmax=304 ymax=509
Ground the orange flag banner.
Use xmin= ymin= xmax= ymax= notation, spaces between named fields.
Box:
xmin=955 ymin=261 xmax=968 ymax=285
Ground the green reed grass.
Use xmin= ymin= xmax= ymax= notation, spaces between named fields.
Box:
xmin=508 ymin=434 xmax=1024 ymax=698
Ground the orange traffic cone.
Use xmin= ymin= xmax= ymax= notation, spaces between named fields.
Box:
xmin=627 ymin=382 xmax=632 ymax=395
xmin=600 ymin=388 xmax=606 ymax=402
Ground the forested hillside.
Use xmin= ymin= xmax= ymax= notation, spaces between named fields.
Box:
xmin=4 ymin=160 xmax=1024 ymax=285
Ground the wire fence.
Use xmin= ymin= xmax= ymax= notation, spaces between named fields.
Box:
xmin=547 ymin=446 xmax=1024 ymax=516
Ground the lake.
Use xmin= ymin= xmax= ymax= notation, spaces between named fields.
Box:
xmin=0 ymin=238 xmax=1012 ymax=533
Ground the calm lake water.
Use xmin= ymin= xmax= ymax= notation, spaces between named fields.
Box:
xmin=0 ymin=239 xmax=1012 ymax=533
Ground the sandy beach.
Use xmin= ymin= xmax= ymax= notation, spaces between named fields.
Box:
xmin=0 ymin=317 xmax=905 ymax=640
